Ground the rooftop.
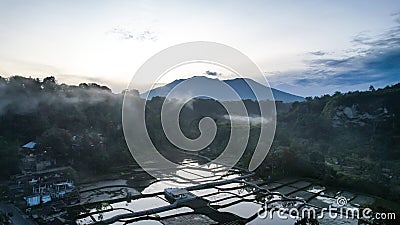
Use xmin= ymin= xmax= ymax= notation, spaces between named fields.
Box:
xmin=22 ymin=141 xmax=37 ymax=149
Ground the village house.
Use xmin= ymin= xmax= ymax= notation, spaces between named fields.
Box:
xmin=20 ymin=141 xmax=57 ymax=172
xmin=24 ymin=179 xmax=76 ymax=207
xmin=164 ymin=188 xmax=196 ymax=203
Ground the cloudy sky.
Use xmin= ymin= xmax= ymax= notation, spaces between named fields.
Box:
xmin=0 ymin=0 xmax=399 ymax=96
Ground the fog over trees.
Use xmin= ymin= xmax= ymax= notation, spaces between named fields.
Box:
xmin=0 ymin=75 xmax=399 ymax=201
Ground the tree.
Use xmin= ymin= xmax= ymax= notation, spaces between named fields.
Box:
xmin=38 ymin=127 xmax=72 ymax=159
xmin=309 ymin=151 xmax=325 ymax=164
xmin=333 ymin=91 xmax=342 ymax=96
xmin=369 ymin=85 xmax=375 ymax=92
xmin=42 ymin=76 xmax=57 ymax=91
xmin=0 ymin=138 xmax=19 ymax=178
xmin=43 ymin=76 xmax=56 ymax=84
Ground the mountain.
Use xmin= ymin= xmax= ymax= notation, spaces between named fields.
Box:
xmin=141 ymin=76 xmax=304 ymax=103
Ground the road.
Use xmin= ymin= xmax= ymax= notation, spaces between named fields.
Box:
xmin=0 ymin=203 xmax=36 ymax=225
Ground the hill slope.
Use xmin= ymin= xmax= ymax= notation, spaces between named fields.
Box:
xmin=141 ymin=76 xmax=304 ymax=103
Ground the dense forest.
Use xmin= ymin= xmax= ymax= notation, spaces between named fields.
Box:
xmin=0 ymin=75 xmax=399 ymax=202
xmin=256 ymin=84 xmax=400 ymax=201
xmin=0 ymin=76 xmax=131 ymax=177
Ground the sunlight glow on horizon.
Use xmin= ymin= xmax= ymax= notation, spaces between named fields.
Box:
xmin=1 ymin=0 xmax=399 ymax=96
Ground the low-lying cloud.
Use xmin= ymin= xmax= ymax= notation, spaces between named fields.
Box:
xmin=0 ymin=78 xmax=117 ymax=116
xmin=223 ymin=115 xmax=271 ymax=125
xmin=205 ymin=70 xmax=219 ymax=76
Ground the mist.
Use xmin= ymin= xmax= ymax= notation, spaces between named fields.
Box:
xmin=0 ymin=76 xmax=120 ymax=116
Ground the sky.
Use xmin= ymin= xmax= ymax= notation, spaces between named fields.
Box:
xmin=0 ymin=0 xmax=399 ymax=96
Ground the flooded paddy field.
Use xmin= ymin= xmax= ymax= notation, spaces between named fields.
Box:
xmin=68 ymin=152 xmax=395 ymax=225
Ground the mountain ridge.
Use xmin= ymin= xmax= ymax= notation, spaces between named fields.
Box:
xmin=141 ymin=76 xmax=305 ymax=103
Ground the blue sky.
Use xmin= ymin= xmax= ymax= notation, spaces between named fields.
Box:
xmin=0 ymin=0 xmax=399 ymax=96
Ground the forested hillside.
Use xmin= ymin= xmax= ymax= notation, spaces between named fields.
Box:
xmin=0 ymin=75 xmax=399 ymax=201
xmin=256 ymin=84 xmax=400 ymax=201
xmin=0 ymin=76 xmax=131 ymax=178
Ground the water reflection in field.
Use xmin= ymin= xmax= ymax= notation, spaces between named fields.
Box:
xmin=75 ymin=156 xmax=373 ymax=225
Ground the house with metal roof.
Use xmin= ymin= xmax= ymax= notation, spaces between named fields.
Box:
xmin=164 ymin=188 xmax=196 ymax=203
xmin=22 ymin=141 xmax=37 ymax=149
